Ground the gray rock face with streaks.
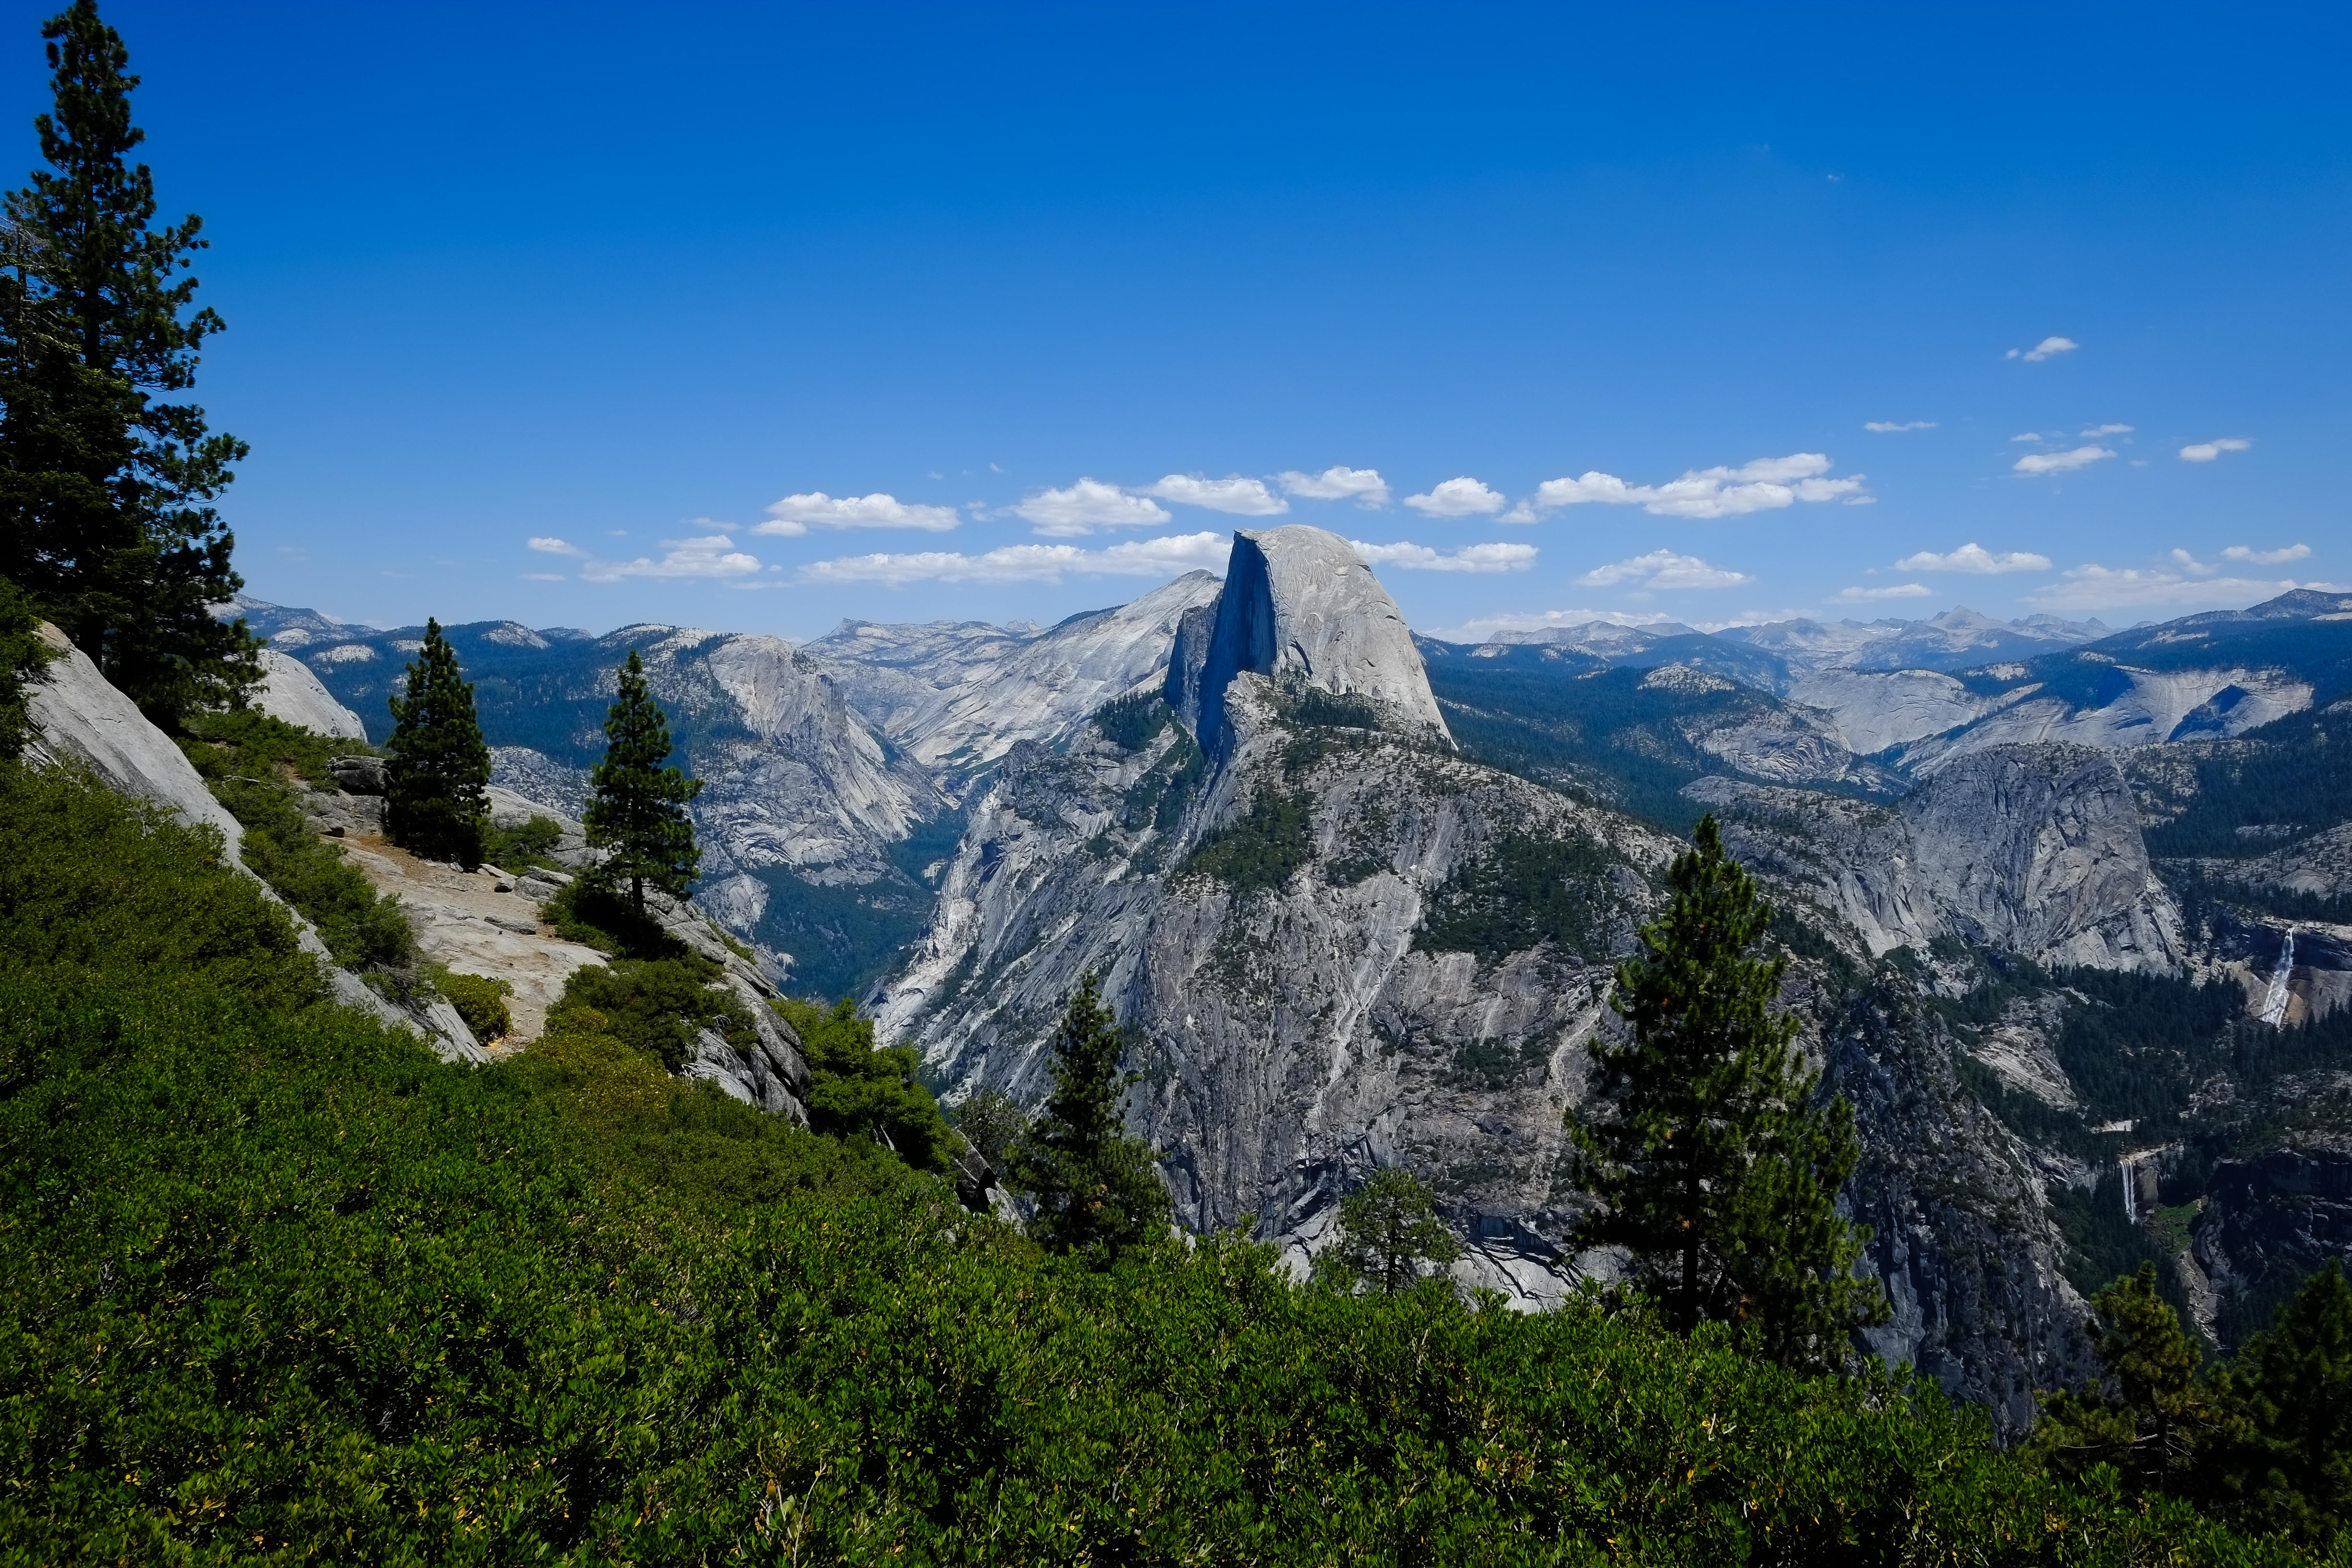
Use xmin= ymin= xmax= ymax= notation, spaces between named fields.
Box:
xmin=809 ymin=573 xmax=1224 ymax=794
xmin=1177 ymin=527 xmax=1450 ymax=752
xmin=1690 ymin=743 xmax=2181 ymax=972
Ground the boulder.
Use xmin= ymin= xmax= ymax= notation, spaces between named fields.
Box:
xmin=253 ymin=647 xmax=369 ymax=740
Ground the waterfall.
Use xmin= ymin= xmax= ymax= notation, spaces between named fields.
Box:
xmin=2258 ymin=926 xmax=2299 ymax=1028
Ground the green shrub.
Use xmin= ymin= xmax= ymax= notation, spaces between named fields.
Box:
xmin=0 ymin=575 xmax=57 ymax=759
xmin=181 ymin=704 xmax=359 ymax=787
xmin=434 ymin=967 xmax=514 ymax=1042
xmin=209 ymin=772 xmax=415 ymax=971
xmin=775 ymin=996 xmax=952 ymax=1174
xmin=552 ymin=954 xmax=751 ymax=1072
xmin=543 ymin=873 xmax=686 ymax=959
xmin=482 ymin=811 xmax=564 ymax=872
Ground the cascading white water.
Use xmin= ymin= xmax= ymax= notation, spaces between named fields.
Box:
xmin=2258 ymin=926 xmax=2299 ymax=1028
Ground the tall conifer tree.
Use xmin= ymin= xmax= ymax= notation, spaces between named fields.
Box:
xmin=1570 ymin=814 xmax=1885 ymax=1369
xmin=0 ymin=0 xmax=256 ymax=725
xmin=383 ymin=618 xmax=490 ymax=869
xmin=582 ymin=649 xmax=700 ymax=915
xmin=1012 ymin=970 xmax=1171 ymax=1263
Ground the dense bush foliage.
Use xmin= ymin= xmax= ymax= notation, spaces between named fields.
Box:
xmin=776 ymin=995 xmax=954 ymax=1175
xmin=482 ymin=809 xmax=563 ymax=871
xmin=0 ymin=574 xmax=55 ymax=757
xmin=0 ymin=759 xmax=2328 ymax=1562
xmin=554 ymin=954 xmax=754 ymax=1072
xmin=434 ymin=966 xmax=514 ymax=1042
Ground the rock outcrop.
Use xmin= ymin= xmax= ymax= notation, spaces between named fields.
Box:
xmin=1173 ymin=527 xmax=1450 ymax=752
xmin=1690 ymin=743 xmax=2181 ymax=972
xmin=254 ymin=647 xmax=369 ymax=739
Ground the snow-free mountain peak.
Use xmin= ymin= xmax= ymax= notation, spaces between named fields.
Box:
xmin=1173 ymin=525 xmax=1449 ymax=750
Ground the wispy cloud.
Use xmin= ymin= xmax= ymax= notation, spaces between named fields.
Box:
xmin=1402 ymin=477 xmax=1507 ymax=517
xmin=1835 ymin=582 xmax=1932 ymax=601
xmin=758 ymin=491 xmax=960 ymax=535
xmin=1014 ymin=478 xmax=1172 ymax=536
xmin=2180 ymin=437 xmax=2253 ymax=463
xmin=2224 ymin=543 xmax=2309 ymax=565
xmin=2013 ymin=445 xmax=2115 ymax=477
xmin=527 ymin=536 xmax=586 ymax=557
xmin=1578 ymin=550 xmax=1752 ymax=590
xmin=1519 ymin=453 xmax=1868 ymax=521
xmin=1864 ymin=420 xmax=1936 ymax=433
xmin=1276 ymin=466 xmax=1389 ymax=506
xmin=798 ymin=532 xmax=1226 ymax=586
xmin=2082 ymin=423 xmax=2134 ymax=436
xmin=1895 ymin=542 xmax=2053 ymax=574
xmin=579 ymin=534 xmax=763 ymax=582
xmin=1144 ymin=475 xmax=1288 ymax=515
xmin=2011 ymin=432 xmax=2043 ymax=442
xmin=520 ymin=572 xmax=567 ymax=582
xmin=2026 ymin=564 xmax=2343 ymax=612
xmin=1350 ymin=540 xmax=1537 ymax=573
xmin=2008 ymin=335 xmax=2078 ymax=362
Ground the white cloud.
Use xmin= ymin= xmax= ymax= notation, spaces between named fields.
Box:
xmin=2013 ymin=445 xmax=2115 ymax=477
xmin=798 ymin=532 xmax=1227 ymax=587
xmin=2224 ymin=543 xmax=2309 ymax=565
xmin=1276 ymin=466 xmax=1389 ymax=506
xmin=1144 ymin=475 xmax=1288 ymax=515
xmin=1349 ymin=540 xmax=1537 ymax=574
xmin=2082 ymin=423 xmax=2134 ymax=436
xmin=2169 ymin=549 xmax=2215 ymax=576
xmin=1522 ymin=453 xmax=1868 ymax=521
xmin=2011 ymin=432 xmax=2043 ymax=442
xmin=1578 ymin=550 xmax=1752 ymax=590
xmin=1835 ymin=582 xmax=1932 ymax=601
xmin=2180 ymin=437 xmax=2253 ymax=463
xmin=2008 ymin=335 xmax=2078 ymax=362
xmin=579 ymin=534 xmax=762 ymax=582
xmin=1865 ymin=420 xmax=1936 ymax=433
xmin=1895 ymin=542 xmax=2053 ymax=574
xmin=1013 ymin=478 xmax=1172 ymax=536
xmin=1402 ymin=477 xmax=1507 ymax=517
xmin=2026 ymin=564 xmax=2344 ymax=612
xmin=527 ymin=536 xmax=585 ymax=557
xmin=757 ymin=491 xmax=960 ymax=536
xmin=520 ymin=572 xmax=567 ymax=582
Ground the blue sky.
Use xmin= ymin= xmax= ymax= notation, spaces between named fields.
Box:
xmin=6 ymin=2 xmax=2347 ymax=638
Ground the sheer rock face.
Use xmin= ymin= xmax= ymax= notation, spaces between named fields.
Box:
xmin=1689 ymin=743 xmax=2181 ymax=972
xmin=1176 ymin=527 xmax=1451 ymax=753
xmin=253 ymin=648 xmax=369 ymax=740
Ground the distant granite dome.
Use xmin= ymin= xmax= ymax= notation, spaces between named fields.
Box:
xmin=1171 ymin=526 xmax=1450 ymax=750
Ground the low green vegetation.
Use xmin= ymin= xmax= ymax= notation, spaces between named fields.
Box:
xmin=777 ymin=995 xmax=954 ymax=1175
xmin=433 ymin=966 xmax=514 ymax=1042
xmin=1091 ymin=688 xmax=1172 ymax=750
xmin=554 ymin=955 xmax=754 ymax=1073
xmin=177 ymin=708 xmax=415 ymax=976
xmin=0 ymin=575 xmax=56 ymax=757
xmin=482 ymin=809 xmax=563 ymax=871
xmin=3 ymin=729 xmax=2340 ymax=1560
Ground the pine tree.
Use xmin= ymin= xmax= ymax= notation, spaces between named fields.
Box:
xmin=1012 ymin=970 xmax=1171 ymax=1263
xmin=1311 ymin=1167 xmax=1462 ymax=1295
xmin=0 ymin=0 xmax=256 ymax=727
xmin=2218 ymin=1259 xmax=2352 ymax=1537
xmin=1570 ymin=813 xmax=1886 ymax=1369
xmin=582 ymin=649 xmax=701 ymax=915
xmin=2030 ymin=1262 xmax=2236 ymax=1497
xmin=383 ymin=618 xmax=490 ymax=869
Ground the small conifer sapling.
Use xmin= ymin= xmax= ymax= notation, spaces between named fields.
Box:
xmin=583 ymin=649 xmax=701 ymax=915
xmin=1011 ymin=970 xmax=1171 ymax=1263
xmin=1311 ymin=1167 xmax=1462 ymax=1295
xmin=383 ymin=617 xmax=490 ymax=868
